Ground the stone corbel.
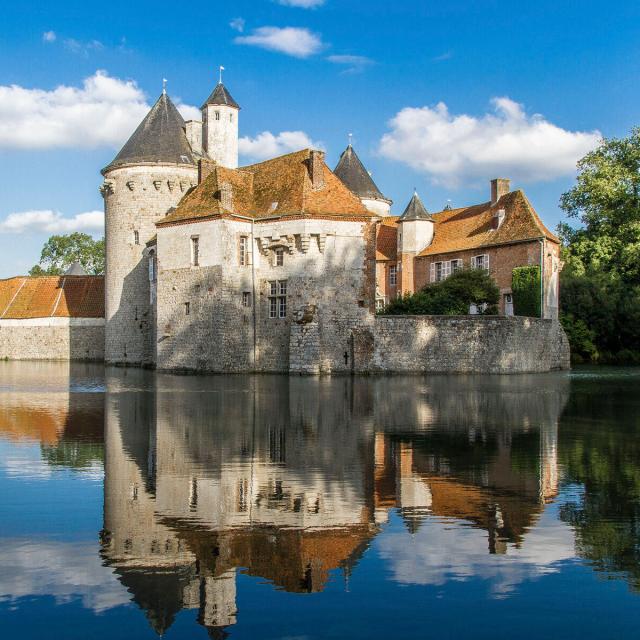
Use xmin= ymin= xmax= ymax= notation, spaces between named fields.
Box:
xmin=167 ymin=181 xmax=176 ymax=192
xmin=153 ymin=180 xmax=162 ymax=191
xmin=285 ymin=235 xmax=296 ymax=253
xmin=317 ymin=233 xmax=327 ymax=253
xmin=99 ymin=181 xmax=114 ymax=198
xmin=126 ymin=180 xmax=136 ymax=191
xmin=300 ymin=233 xmax=311 ymax=254
xmin=179 ymin=181 xmax=188 ymax=192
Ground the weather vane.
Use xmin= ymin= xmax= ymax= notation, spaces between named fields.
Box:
xmin=219 ymin=65 xmax=225 ymax=84
xmin=162 ymin=78 xmax=167 ymax=95
xmin=348 ymin=132 xmax=353 ymax=146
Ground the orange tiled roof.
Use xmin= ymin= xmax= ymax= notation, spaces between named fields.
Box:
xmin=0 ymin=275 xmax=104 ymax=319
xmin=158 ymin=149 xmax=372 ymax=226
xmin=376 ymin=216 xmax=399 ymax=261
xmin=418 ymin=190 xmax=559 ymax=257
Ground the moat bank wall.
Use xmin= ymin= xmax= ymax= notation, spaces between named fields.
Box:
xmin=0 ymin=318 xmax=105 ymax=361
xmin=354 ymin=316 xmax=570 ymax=374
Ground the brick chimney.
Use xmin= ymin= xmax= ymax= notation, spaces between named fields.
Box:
xmin=198 ymin=158 xmax=216 ymax=184
xmin=309 ymin=150 xmax=325 ymax=190
xmin=491 ymin=178 xmax=511 ymax=205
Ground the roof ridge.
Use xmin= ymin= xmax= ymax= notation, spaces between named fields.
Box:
xmin=241 ymin=148 xmax=311 ymax=170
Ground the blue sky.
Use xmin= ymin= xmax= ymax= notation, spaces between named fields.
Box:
xmin=0 ymin=0 xmax=638 ymax=277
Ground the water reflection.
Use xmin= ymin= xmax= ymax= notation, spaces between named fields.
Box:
xmin=100 ymin=372 xmax=569 ymax=636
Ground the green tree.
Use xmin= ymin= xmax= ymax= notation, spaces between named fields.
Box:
xmin=383 ymin=268 xmax=499 ymax=316
xmin=559 ymin=127 xmax=640 ymax=282
xmin=511 ymin=266 xmax=541 ymax=317
xmin=29 ymin=233 xmax=105 ymax=276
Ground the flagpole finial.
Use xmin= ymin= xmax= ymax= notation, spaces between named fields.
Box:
xmin=219 ymin=65 xmax=225 ymax=84
xmin=162 ymin=78 xmax=167 ymax=95
xmin=348 ymin=132 xmax=353 ymax=147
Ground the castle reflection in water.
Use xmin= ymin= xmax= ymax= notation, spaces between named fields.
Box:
xmin=91 ymin=370 xmax=567 ymax=636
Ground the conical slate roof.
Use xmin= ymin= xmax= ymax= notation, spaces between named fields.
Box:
xmin=103 ymin=93 xmax=195 ymax=173
xmin=201 ymin=83 xmax=240 ymax=110
xmin=334 ymin=145 xmax=389 ymax=202
xmin=64 ymin=261 xmax=87 ymax=276
xmin=400 ymin=191 xmax=433 ymax=221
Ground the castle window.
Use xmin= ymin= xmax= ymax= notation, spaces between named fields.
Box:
xmin=242 ymin=291 xmax=251 ymax=307
xmin=268 ymin=280 xmax=287 ymax=318
xmin=389 ymin=265 xmax=397 ymax=286
xmin=451 ymin=259 xmax=463 ymax=273
xmin=185 ymin=302 xmax=190 ymax=315
xmin=191 ymin=236 xmax=200 ymax=266
xmin=275 ymin=247 xmax=284 ymax=267
xmin=230 ymin=113 xmax=234 ymax=122
xmin=239 ymin=236 xmax=248 ymax=265
xmin=133 ymin=230 xmax=139 ymax=245
xmin=472 ymin=254 xmax=489 ymax=271
xmin=215 ymin=110 xmax=220 ymax=121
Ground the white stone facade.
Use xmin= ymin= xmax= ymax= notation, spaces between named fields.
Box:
xmin=102 ymin=163 xmax=197 ymax=366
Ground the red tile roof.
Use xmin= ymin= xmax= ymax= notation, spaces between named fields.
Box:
xmin=158 ymin=149 xmax=372 ymax=226
xmin=0 ymin=276 xmax=104 ymax=319
xmin=374 ymin=190 xmax=558 ymax=261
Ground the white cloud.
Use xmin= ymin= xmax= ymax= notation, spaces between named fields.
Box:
xmin=63 ymin=38 xmax=104 ymax=56
xmin=235 ymin=26 xmax=324 ymax=58
xmin=327 ymin=54 xmax=374 ymax=74
xmin=378 ymin=97 xmax=601 ymax=187
xmin=239 ymin=130 xmax=323 ymax=162
xmin=230 ymin=17 xmax=246 ymax=32
xmin=277 ymin=0 xmax=325 ymax=7
xmin=0 ymin=539 xmax=130 ymax=613
xmin=0 ymin=70 xmax=198 ymax=150
xmin=0 ymin=210 xmax=104 ymax=235
xmin=42 ymin=31 xmax=57 ymax=43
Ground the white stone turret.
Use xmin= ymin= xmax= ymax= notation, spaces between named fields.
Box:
xmin=101 ymin=92 xmax=198 ymax=365
xmin=201 ymin=82 xmax=240 ymax=168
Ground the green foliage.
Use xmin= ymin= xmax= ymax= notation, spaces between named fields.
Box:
xmin=29 ymin=233 xmax=105 ymax=276
xmin=559 ymin=127 xmax=640 ymax=282
xmin=560 ymin=266 xmax=640 ymax=363
xmin=382 ymin=268 xmax=499 ymax=316
xmin=511 ymin=266 xmax=541 ymax=317
xmin=559 ymin=128 xmax=640 ymax=363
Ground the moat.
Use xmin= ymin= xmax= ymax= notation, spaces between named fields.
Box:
xmin=1 ymin=362 xmax=639 ymax=639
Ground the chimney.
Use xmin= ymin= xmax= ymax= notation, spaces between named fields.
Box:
xmin=309 ymin=150 xmax=325 ymax=190
xmin=185 ymin=120 xmax=202 ymax=155
xmin=198 ymin=158 xmax=216 ymax=184
xmin=491 ymin=178 xmax=511 ymax=205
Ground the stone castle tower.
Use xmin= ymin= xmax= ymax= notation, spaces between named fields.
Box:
xmin=101 ymin=81 xmax=240 ymax=365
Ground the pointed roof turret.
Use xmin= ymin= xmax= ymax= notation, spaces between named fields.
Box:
xmin=103 ymin=93 xmax=195 ymax=174
xmin=334 ymin=144 xmax=390 ymax=202
xmin=399 ymin=191 xmax=433 ymax=221
xmin=64 ymin=262 xmax=87 ymax=276
xmin=201 ymin=83 xmax=240 ymax=110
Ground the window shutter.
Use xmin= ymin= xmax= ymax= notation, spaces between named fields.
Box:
xmin=430 ymin=263 xmax=435 ymax=282
xmin=486 ymin=254 xmax=490 ymax=270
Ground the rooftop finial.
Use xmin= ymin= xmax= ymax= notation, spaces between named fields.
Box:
xmin=219 ymin=65 xmax=225 ymax=84
xmin=162 ymin=78 xmax=167 ymax=95
xmin=348 ymin=132 xmax=353 ymax=147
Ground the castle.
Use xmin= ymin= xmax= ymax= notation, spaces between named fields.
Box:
xmin=98 ymin=77 xmax=563 ymax=373
xmin=0 ymin=77 xmax=568 ymax=373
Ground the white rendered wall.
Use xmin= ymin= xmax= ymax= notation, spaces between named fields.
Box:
xmin=202 ymin=105 xmax=238 ymax=168
xmin=399 ymin=219 xmax=434 ymax=255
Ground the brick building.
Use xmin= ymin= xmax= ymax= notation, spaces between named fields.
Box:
xmin=373 ymin=182 xmax=561 ymax=317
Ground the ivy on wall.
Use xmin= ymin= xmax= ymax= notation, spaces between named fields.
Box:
xmin=512 ymin=266 xmax=541 ymax=317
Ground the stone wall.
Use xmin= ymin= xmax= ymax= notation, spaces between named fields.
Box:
xmin=365 ymin=315 xmax=569 ymax=374
xmin=102 ymin=163 xmax=198 ymax=367
xmin=156 ymin=216 xmax=376 ymax=374
xmin=0 ymin=318 xmax=105 ymax=361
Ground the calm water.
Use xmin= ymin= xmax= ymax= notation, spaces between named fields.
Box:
xmin=1 ymin=363 xmax=640 ymax=639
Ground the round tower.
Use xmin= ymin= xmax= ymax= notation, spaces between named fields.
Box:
xmin=101 ymin=91 xmax=198 ymax=366
xmin=201 ymin=81 xmax=240 ymax=168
